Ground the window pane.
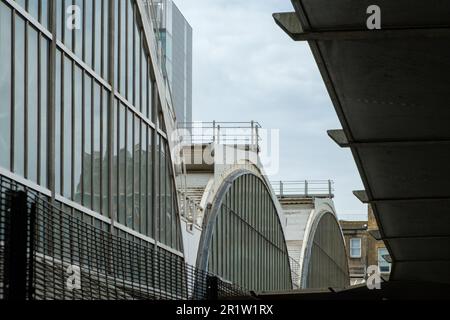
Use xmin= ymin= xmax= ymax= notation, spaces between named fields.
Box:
xmin=93 ymin=0 xmax=101 ymax=73
xmin=55 ymin=50 xmax=62 ymax=194
xmin=56 ymin=0 xmax=62 ymax=41
xmin=119 ymin=0 xmax=126 ymax=95
xmin=166 ymin=144 xmax=172 ymax=247
xmin=126 ymin=0 xmax=133 ymax=100
xmin=74 ymin=0 xmax=84 ymax=58
xmin=16 ymin=0 xmax=26 ymax=10
xmin=141 ymin=42 xmax=148 ymax=119
xmin=114 ymin=0 xmax=119 ymax=88
xmin=64 ymin=0 xmax=73 ymax=51
xmin=84 ymin=75 xmax=92 ymax=208
xmin=28 ymin=0 xmax=39 ymax=22
xmin=102 ymin=0 xmax=109 ymax=80
xmin=40 ymin=37 xmax=49 ymax=187
xmin=27 ymin=26 xmax=39 ymax=183
xmin=140 ymin=125 xmax=147 ymax=235
xmin=93 ymin=82 xmax=101 ymax=212
xmin=147 ymin=128 xmax=153 ymax=238
xmin=14 ymin=15 xmax=25 ymax=177
xmin=118 ymin=103 xmax=126 ymax=224
xmin=133 ymin=115 xmax=140 ymax=231
xmin=40 ymin=0 xmax=49 ymax=30
xmin=134 ymin=14 xmax=140 ymax=112
xmin=0 ymin=3 xmax=11 ymax=170
xmin=378 ymin=248 xmax=391 ymax=273
xmin=73 ymin=66 xmax=83 ymax=204
xmin=112 ymin=99 xmax=118 ymax=223
xmin=101 ymin=89 xmax=109 ymax=216
xmin=63 ymin=56 xmax=72 ymax=198
xmin=159 ymin=136 xmax=165 ymax=243
xmin=126 ymin=109 xmax=133 ymax=227
xmin=84 ymin=0 xmax=93 ymax=67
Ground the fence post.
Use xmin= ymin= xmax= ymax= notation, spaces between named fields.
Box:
xmin=207 ymin=275 xmax=219 ymax=300
xmin=4 ymin=191 xmax=30 ymax=300
xmin=305 ymin=181 xmax=309 ymax=197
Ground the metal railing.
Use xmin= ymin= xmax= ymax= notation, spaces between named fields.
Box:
xmin=178 ymin=121 xmax=262 ymax=150
xmin=271 ymin=180 xmax=334 ymax=198
xmin=178 ymin=190 xmax=204 ymax=230
xmin=289 ymin=257 xmax=301 ymax=290
xmin=0 ymin=174 xmax=249 ymax=300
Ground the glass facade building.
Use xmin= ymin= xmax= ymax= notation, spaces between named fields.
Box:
xmin=0 ymin=0 xmax=182 ymax=255
xmin=146 ymin=0 xmax=192 ymax=124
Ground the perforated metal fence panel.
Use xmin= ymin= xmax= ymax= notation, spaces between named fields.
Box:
xmin=0 ymin=175 xmax=249 ymax=300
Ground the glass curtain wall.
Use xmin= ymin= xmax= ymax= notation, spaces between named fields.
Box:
xmin=0 ymin=0 xmax=182 ymax=253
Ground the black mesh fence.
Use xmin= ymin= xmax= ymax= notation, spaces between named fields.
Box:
xmin=0 ymin=174 xmax=250 ymax=300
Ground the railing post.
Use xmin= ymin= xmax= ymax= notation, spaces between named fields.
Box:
xmin=280 ymin=181 xmax=284 ymax=198
xmin=251 ymin=121 xmax=255 ymax=146
xmin=4 ymin=191 xmax=31 ymax=300
xmin=217 ymin=125 xmax=221 ymax=144
xmin=305 ymin=181 xmax=309 ymax=197
xmin=328 ymin=180 xmax=333 ymax=198
xmin=255 ymin=125 xmax=259 ymax=153
xmin=212 ymin=121 xmax=216 ymax=143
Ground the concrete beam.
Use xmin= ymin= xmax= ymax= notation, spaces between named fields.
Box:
xmin=353 ymin=190 xmax=369 ymax=204
xmin=273 ymin=12 xmax=304 ymax=41
xmin=328 ymin=130 xmax=349 ymax=148
xmin=273 ymin=25 xmax=450 ymax=42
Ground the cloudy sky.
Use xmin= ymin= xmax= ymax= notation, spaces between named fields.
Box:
xmin=175 ymin=0 xmax=367 ymax=220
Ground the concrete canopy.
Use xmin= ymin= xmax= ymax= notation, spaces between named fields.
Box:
xmin=275 ymin=0 xmax=450 ymax=286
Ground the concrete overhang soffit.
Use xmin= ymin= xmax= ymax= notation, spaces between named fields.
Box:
xmin=273 ymin=11 xmax=450 ymax=41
